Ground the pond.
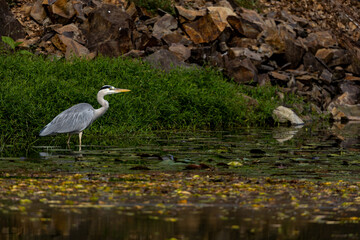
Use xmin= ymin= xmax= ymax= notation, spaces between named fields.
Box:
xmin=1 ymin=122 xmax=360 ymax=239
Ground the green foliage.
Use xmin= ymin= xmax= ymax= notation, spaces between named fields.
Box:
xmin=0 ymin=55 xmax=305 ymax=150
xmin=130 ymin=0 xmax=175 ymax=14
xmin=1 ymin=36 xmax=32 ymax=55
xmin=234 ymin=0 xmax=260 ymax=10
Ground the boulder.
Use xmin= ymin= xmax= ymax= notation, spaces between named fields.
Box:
xmin=207 ymin=6 xmax=236 ymax=25
xmin=182 ymin=13 xmax=228 ymax=44
xmin=54 ymin=23 xmax=84 ymax=44
xmin=305 ymin=31 xmax=337 ymax=53
xmin=85 ymin=4 xmax=134 ymax=57
xmin=152 ymin=13 xmax=177 ymax=40
xmin=239 ymin=7 xmax=266 ymax=29
xmin=264 ymin=24 xmax=295 ymax=54
xmin=144 ymin=49 xmax=194 ymax=72
xmin=272 ymin=106 xmax=304 ymax=125
xmin=340 ymin=82 xmax=360 ymax=103
xmin=225 ymin=58 xmax=258 ymax=83
xmin=228 ymin=47 xmax=262 ymax=61
xmin=51 ymin=34 xmax=90 ymax=59
xmin=169 ymin=43 xmax=191 ymax=61
xmin=162 ymin=29 xmax=192 ymax=46
xmin=284 ymin=38 xmax=305 ymax=68
xmin=0 ymin=0 xmax=26 ymax=40
xmin=43 ymin=0 xmax=76 ymax=24
xmin=315 ymin=48 xmax=336 ymax=64
xmin=175 ymin=5 xmax=206 ymax=22
xmin=227 ymin=15 xmax=262 ymax=39
xmin=30 ymin=0 xmax=47 ymax=24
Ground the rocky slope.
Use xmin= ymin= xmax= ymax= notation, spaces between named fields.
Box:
xmin=4 ymin=0 xmax=360 ymax=121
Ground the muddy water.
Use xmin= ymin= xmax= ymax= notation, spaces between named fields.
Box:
xmin=1 ymin=123 xmax=360 ymax=239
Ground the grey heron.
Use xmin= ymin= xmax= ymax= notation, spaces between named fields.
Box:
xmin=39 ymin=85 xmax=130 ymax=151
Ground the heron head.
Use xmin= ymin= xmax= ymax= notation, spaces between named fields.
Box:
xmin=99 ymin=85 xmax=131 ymax=95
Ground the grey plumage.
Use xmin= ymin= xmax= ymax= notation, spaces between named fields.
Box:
xmin=39 ymin=85 xmax=131 ymax=151
xmin=39 ymin=103 xmax=95 ymax=136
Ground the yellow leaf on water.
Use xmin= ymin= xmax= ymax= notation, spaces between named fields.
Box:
xmin=228 ymin=161 xmax=243 ymax=167
xmin=164 ymin=217 xmax=178 ymax=222
xmin=19 ymin=199 xmax=32 ymax=205
xmin=178 ymin=199 xmax=187 ymax=204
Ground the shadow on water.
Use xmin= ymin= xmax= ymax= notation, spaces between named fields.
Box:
xmin=1 ymin=123 xmax=360 ymax=239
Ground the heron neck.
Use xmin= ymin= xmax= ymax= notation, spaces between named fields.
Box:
xmin=94 ymin=91 xmax=109 ymax=120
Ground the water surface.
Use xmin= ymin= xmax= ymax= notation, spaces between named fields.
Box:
xmin=1 ymin=123 xmax=360 ymax=239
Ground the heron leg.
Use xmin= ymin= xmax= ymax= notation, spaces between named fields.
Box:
xmin=79 ymin=132 xmax=83 ymax=151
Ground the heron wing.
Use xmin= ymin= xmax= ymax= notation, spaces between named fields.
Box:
xmin=39 ymin=103 xmax=95 ymax=136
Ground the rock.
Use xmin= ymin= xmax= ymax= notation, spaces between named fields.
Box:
xmin=44 ymin=0 xmax=76 ymax=24
xmin=169 ymin=43 xmax=191 ymax=61
xmin=103 ymin=0 xmax=127 ymax=7
xmin=258 ymin=43 xmax=273 ymax=58
xmin=122 ymin=49 xmax=145 ymax=58
xmin=86 ymin=4 xmax=133 ymax=57
xmin=182 ymin=12 xmax=227 ymax=44
xmin=228 ymin=47 xmax=262 ymax=61
xmin=175 ymin=5 xmax=206 ymax=21
xmin=225 ymin=58 xmax=258 ymax=83
xmin=332 ymin=66 xmax=345 ymax=80
xmin=285 ymin=38 xmax=305 ymax=68
xmin=327 ymin=92 xmax=355 ymax=120
xmin=264 ymin=24 xmax=295 ymax=54
xmin=344 ymin=74 xmax=360 ymax=81
xmin=305 ymin=31 xmax=337 ymax=53
xmin=30 ymin=0 xmax=47 ymax=24
xmin=340 ymin=82 xmax=360 ymax=103
xmin=272 ymin=106 xmax=304 ymax=125
xmin=258 ymin=73 xmax=271 ymax=86
xmin=319 ymin=69 xmax=332 ymax=84
xmin=303 ymin=52 xmax=325 ymax=72
xmin=228 ymin=37 xmax=257 ymax=48
xmin=125 ymin=1 xmax=137 ymax=19
xmin=315 ymin=48 xmax=336 ymax=64
xmin=51 ymin=34 xmax=90 ymax=59
xmin=152 ymin=13 xmax=177 ymax=40
xmin=330 ymin=106 xmax=347 ymax=121
xmin=239 ymin=7 xmax=266 ymax=29
xmin=54 ymin=23 xmax=84 ymax=44
xmin=189 ymin=44 xmax=217 ymax=64
xmin=227 ymin=15 xmax=262 ymax=39
xmin=328 ymin=49 xmax=351 ymax=67
xmin=0 ymin=0 xmax=26 ymax=40
xmin=162 ymin=29 xmax=192 ymax=46
xmin=144 ymin=49 xmax=194 ymax=72
xmin=336 ymin=104 xmax=360 ymax=121
xmin=207 ymin=6 xmax=236 ymax=25
xmin=270 ymin=71 xmax=290 ymax=81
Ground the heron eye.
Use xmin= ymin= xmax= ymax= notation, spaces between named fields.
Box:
xmin=110 ymin=87 xmax=115 ymax=90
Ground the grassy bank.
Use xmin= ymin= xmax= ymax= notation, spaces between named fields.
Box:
xmin=0 ymin=55 xmax=303 ymax=150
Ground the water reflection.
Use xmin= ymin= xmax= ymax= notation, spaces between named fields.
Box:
xmin=331 ymin=122 xmax=360 ymax=150
xmin=1 ymin=206 xmax=359 ymax=240
xmin=272 ymin=125 xmax=303 ymax=143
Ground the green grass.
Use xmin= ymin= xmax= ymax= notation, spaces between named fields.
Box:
xmin=130 ymin=0 xmax=175 ymax=14
xmin=0 ymin=55 xmax=305 ymax=151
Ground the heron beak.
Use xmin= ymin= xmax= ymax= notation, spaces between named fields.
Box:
xmin=114 ymin=89 xmax=131 ymax=93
